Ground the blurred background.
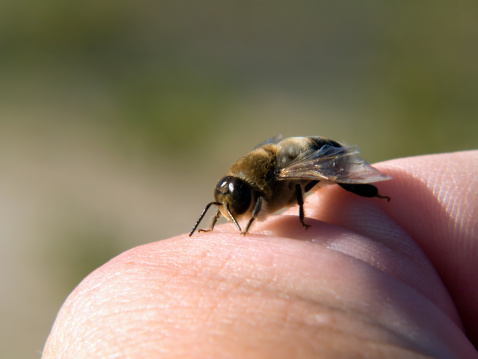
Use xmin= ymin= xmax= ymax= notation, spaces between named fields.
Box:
xmin=1 ymin=1 xmax=477 ymax=357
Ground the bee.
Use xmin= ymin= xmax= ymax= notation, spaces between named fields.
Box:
xmin=189 ymin=136 xmax=391 ymax=236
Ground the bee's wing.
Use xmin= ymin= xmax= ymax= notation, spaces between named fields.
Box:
xmin=253 ymin=135 xmax=283 ymax=149
xmin=278 ymin=145 xmax=391 ymax=184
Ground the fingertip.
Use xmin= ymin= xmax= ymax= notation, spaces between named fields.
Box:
xmin=374 ymin=151 xmax=478 ymax=346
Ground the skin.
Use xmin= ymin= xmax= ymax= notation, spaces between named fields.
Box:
xmin=43 ymin=151 xmax=478 ymax=358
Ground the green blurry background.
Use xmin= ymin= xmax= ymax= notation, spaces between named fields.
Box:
xmin=1 ymin=1 xmax=477 ymax=357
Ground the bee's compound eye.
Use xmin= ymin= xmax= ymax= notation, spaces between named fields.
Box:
xmin=215 ymin=176 xmax=251 ymax=215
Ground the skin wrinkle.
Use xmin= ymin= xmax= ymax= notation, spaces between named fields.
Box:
xmin=257 ymin=241 xmax=456 ymax=356
xmin=148 ymin=239 xmax=418 ymax=348
xmin=199 ymin=281 xmax=252 ymax=331
xmin=251 ymin=239 xmax=446 ymax=351
xmin=266 ymin=211 xmax=458 ymax=326
xmin=202 ymin=276 xmax=414 ymax=353
xmin=288 ymin=295 xmax=416 ymax=349
xmin=132 ymin=239 xmax=288 ymax=334
xmin=282 ymin=305 xmax=392 ymax=352
xmin=207 ymin=246 xmax=274 ymax=297
xmin=446 ymin=170 xmax=477 ymax=250
xmin=435 ymin=163 xmax=464 ymax=244
xmin=95 ymin=261 xmax=199 ymax=334
xmin=372 ymin=183 xmax=456 ymax=317
xmin=277 ymin=295 xmax=297 ymax=338
xmin=254 ymin=208 xmax=470 ymax=354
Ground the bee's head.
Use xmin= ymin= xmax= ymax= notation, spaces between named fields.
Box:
xmin=214 ymin=176 xmax=252 ymax=217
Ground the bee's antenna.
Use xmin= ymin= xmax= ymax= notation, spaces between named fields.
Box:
xmin=189 ymin=202 xmax=221 ymax=236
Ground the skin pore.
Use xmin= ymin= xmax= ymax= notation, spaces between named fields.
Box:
xmin=43 ymin=151 xmax=478 ymax=358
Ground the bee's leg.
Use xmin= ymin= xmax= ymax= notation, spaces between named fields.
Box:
xmin=225 ymin=203 xmax=243 ymax=233
xmin=304 ymin=180 xmax=319 ymax=193
xmin=242 ymin=196 xmax=263 ymax=235
xmin=338 ymin=183 xmax=390 ymax=202
xmin=197 ymin=209 xmax=222 ymax=233
xmin=295 ymin=184 xmax=311 ymax=230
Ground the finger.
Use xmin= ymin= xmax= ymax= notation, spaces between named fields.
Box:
xmin=281 ymin=150 xmax=478 ymax=347
xmin=43 ymin=231 xmax=476 ymax=358
xmin=379 ymin=151 xmax=478 ymax=345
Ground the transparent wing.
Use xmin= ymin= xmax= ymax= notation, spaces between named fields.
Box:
xmin=253 ymin=135 xmax=283 ymax=149
xmin=278 ymin=145 xmax=392 ymax=184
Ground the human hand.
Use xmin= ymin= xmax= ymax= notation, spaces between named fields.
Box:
xmin=43 ymin=151 xmax=478 ymax=358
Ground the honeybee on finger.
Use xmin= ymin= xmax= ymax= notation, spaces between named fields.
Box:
xmin=189 ymin=135 xmax=391 ymax=236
